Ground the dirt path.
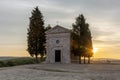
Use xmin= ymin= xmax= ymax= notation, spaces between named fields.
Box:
xmin=0 ymin=63 xmax=120 ymax=80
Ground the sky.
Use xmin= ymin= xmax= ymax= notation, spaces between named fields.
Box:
xmin=0 ymin=0 xmax=120 ymax=59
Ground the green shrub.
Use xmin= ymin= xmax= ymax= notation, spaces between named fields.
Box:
xmin=0 ymin=57 xmax=37 ymax=67
xmin=0 ymin=61 xmax=6 ymax=67
xmin=6 ymin=61 xmax=16 ymax=66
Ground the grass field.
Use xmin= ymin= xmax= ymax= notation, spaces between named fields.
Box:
xmin=0 ymin=57 xmax=42 ymax=67
xmin=0 ymin=57 xmax=119 ymax=80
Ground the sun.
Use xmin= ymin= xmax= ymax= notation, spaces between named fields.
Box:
xmin=93 ymin=47 xmax=98 ymax=53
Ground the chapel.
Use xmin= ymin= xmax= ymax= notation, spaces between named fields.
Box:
xmin=46 ymin=25 xmax=79 ymax=63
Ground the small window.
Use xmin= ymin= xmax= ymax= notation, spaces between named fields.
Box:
xmin=56 ymin=40 xmax=60 ymax=44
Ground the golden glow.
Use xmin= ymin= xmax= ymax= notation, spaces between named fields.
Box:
xmin=0 ymin=45 xmax=29 ymax=57
xmin=93 ymin=47 xmax=98 ymax=54
xmin=0 ymin=44 xmax=120 ymax=59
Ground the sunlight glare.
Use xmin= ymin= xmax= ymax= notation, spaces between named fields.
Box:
xmin=93 ymin=47 xmax=98 ymax=53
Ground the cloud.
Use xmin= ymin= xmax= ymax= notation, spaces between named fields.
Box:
xmin=0 ymin=0 xmax=120 ymax=58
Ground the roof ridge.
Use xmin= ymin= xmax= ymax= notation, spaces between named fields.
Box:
xmin=46 ymin=25 xmax=70 ymax=34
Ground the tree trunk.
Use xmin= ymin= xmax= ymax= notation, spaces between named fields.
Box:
xmin=88 ymin=57 xmax=90 ymax=64
xmin=84 ymin=56 xmax=86 ymax=64
xmin=79 ymin=55 xmax=81 ymax=64
xmin=41 ymin=55 xmax=43 ymax=62
xmin=35 ymin=38 xmax=38 ymax=63
xmin=35 ymin=54 xmax=38 ymax=63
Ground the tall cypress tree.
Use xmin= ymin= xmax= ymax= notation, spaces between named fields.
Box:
xmin=27 ymin=7 xmax=45 ymax=63
xmin=72 ymin=14 xmax=85 ymax=64
xmin=72 ymin=14 xmax=93 ymax=64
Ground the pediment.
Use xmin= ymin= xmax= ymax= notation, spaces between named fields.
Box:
xmin=46 ymin=25 xmax=70 ymax=34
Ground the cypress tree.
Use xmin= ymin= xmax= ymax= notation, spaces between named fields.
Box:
xmin=72 ymin=14 xmax=93 ymax=64
xmin=27 ymin=7 xmax=45 ymax=63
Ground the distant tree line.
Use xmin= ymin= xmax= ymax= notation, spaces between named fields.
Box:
xmin=27 ymin=7 xmax=93 ymax=63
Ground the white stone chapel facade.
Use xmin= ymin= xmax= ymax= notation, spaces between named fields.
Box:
xmin=46 ymin=25 xmax=71 ymax=63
